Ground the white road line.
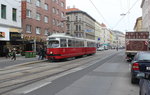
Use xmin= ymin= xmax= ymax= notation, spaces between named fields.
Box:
xmin=23 ymin=81 xmax=52 ymax=94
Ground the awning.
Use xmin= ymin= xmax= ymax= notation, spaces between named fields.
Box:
xmin=9 ymin=28 xmax=22 ymax=33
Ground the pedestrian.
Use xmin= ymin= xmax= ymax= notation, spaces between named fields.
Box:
xmin=41 ymin=48 xmax=46 ymax=60
xmin=11 ymin=48 xmax=16 ymax=60
xmin=5 ymin=47 xmax=10 ymax=58
xmin=38 ymin=48 xmax=42 ymax=60
xmin=116 ymin=47 xmax=118 ymax=51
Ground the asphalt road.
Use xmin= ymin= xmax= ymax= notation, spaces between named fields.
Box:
xmin=18 ymin=50 xmax=139 ymax=95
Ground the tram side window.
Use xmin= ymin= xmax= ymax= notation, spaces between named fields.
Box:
xmin=72 ymin=40 xmax=76 ymax=47
xmin=48 ymin=40 xmax=59 ymax=48
xmin=68 ymin=39 xmax=73 ymax=47
xmin=60 ymin=39 xmax=67 ymax=47
xmin=87 ymin=42 xmax=95 ymax=47
xmin=80 ymin=41 xmax=84 ymax=47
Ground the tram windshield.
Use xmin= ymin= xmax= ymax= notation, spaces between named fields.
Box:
xmin=47 ymin=40 xmax=59 ymax=48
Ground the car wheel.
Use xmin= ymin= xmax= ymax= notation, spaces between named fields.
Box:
xmin=131 ymin=76 xmax=136 ymax=84
xmin=139 ymin=90 xmax=141 ymax=95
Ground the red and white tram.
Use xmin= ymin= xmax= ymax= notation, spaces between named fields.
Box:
xmin=46 ymin=33 xmax=96 ymax=60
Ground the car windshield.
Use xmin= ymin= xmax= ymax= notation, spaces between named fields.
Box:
xmin=47 ymin=40 xmax=59 ymax=48
xmin=139 ymin=53 xmax=150 ymax=61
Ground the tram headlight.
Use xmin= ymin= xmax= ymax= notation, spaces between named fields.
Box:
xmin=50 ymin=51 xmax=53 ymax=54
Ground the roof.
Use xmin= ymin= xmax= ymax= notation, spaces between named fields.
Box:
xmin=47 ymin=33 xmax=95 ymax=42
xmin=66 ymin=8 xmax=80 ymax=12
xmin=100 ymin=23 xmax=106 ymax=27
xmin=66 ymin=8 xmax=96 ymax=22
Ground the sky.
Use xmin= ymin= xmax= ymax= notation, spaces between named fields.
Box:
xmin=66 ymin=0 xmax=142 ymax=33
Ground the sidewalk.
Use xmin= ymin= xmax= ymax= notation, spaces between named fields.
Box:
xmin=0 ymin=55 xmax=47 ymax=69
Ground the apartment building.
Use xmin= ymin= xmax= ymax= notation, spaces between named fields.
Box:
xmin=141 ymin=0 xmax=150 ymax=32
xmin=134 ymin=17 xmax=142 ymax=32
xmin=66 ymin=8 xmax=95 ymax=40
xmin=95 ymin=21 xmax=103 ymax=47
xmin=22 ymin=0 xmax=66 ymax=51
xmin=0 ymin=0 xmax=22 ymax=56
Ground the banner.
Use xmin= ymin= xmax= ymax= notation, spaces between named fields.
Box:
xmin=0 ymin=32 xmax=5 ymax=38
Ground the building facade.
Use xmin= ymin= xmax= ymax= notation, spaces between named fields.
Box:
xmin=0 ymin=0 xmax=22 ymax=56
xmin=21 ymin=0 xmax=66 ymax=51
xmin=66 ymin=8 xmax=95 ymax=40
xmin=134 ymin=17 xmax=142 ymax=32
xmin=100 ymin=23 xmax=113 ymax=49
xmin=112 ymin=30 xmax=125 ymax=48
xmin=141 ymin=0 xmax=150 ymax=32
xmin=95 ymin=21 xmax=102 ymax=47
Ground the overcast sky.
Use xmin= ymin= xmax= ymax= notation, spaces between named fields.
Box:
xmin=66 ymin=0 xmax=142 ymax=33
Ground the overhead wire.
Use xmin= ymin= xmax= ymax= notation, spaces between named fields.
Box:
xmin=88 ymin=0 xmax=112 ymax=29
xmin=113 ymin=0 xmax=140 ymax=30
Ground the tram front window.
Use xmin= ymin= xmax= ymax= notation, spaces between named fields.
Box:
xmin=48 ymin=40 xmax=59 ymax=48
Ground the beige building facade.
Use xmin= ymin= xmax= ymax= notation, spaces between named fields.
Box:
xmin=134 ymin=17 xmax=142 ymax=32
xmin=66 ymin=8 xmax=95 ymax=40
xmin=141 ymin=0 xmax=150 ymax=32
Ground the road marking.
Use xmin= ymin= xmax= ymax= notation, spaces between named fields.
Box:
xmin=23 ymin=81 xmax=52 ymax=94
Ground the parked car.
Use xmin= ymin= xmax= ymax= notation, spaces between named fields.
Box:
xmin=130 ymin=52 xmax=150 ymax=84
xmin=97 ymin=47 xmax=104 ymax=51
xmin=137 ymin=72 xmax=150 ymax=95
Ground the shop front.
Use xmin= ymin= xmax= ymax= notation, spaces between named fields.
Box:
xmin=9 ymin=32 xmax=23 ymax=55
xmin=23 ymin=35 xmax=46 ymax=53
xmin=0 ymin=27 xmax=10 ymax=57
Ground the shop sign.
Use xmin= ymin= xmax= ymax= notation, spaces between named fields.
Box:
xmin=0 ymin=32 xmax=5 ymax=38
xmin=10 ymin=32 xmax=21 ymax=41
xmin=84 ymin=29 xmax=94 ymax=32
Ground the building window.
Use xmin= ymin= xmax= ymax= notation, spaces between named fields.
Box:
xmin=36 ymin=0 xmax=41 ymax=7
xmin=56 ymin=9 xmax=59 ymax=14
xmin=44 ymin=3 xmax=48 ymax=10
xmin=1 ymin=4 xmax=6 ymax=19
xmin=61 ymin=22 xmax=64 ymax=27
xmin=52 ymin=7 xmax=55 ymax=14
xmin=26 ymin=25 xmax=32 ymax=33
xmin=79 ymin=25 xmax=81 ymax=31
xmin=61 ymin=12 xmax=64 ymax=18
xmin=76 ymin=25 xmax=78 ymax=31
xmin=36 ymin=27 xmax=41 ymax=34
xmin=12 ymin=8 xmax=17 ymax=21
xmin=75 ymin=16 xmax=78 ymax=21
xmin=53 ymin=19 xmax=55 ymax=25
xmin=67 ymin=16 xmax=70 ymax=21
xmin=61 ymin=2 xmax=64 ymax=7
xmin=36 ymin=13 xmax=41 ymax=20
xmin=44 ymin=16 xmax=48 ymax=23
xmin=26 ymin=9 xmax=31 ymax=18
xmin=56 ymin=0 xmax=58 ymax=3
xmin=67 ymin=24 xmax=70 ymax=30
xmin=44 ymin=29 xmax=48 ymax=35
xmin=27 ymin=0 xmax=31 ymax=3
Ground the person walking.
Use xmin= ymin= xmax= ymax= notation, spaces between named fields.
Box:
xmin=38 ymin=48 xmax=42 ymax=60
xmin=5 ymin=47 xmax=10 ymax=58
xmin=11 ymin=48 xmax=16 ymax=60
xmin=41 ymin=48 xmax=46 ymax=60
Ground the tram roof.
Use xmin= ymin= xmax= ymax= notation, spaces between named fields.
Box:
xmin=47 ymin=33 xmax=95 ymax=42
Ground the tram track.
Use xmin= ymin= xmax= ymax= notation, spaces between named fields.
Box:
xmin=0 ymin=50 xmax=119 ymax=95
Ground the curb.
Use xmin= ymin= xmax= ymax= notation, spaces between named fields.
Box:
xmin=1 ymin=60 xmax=47 ymax=70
